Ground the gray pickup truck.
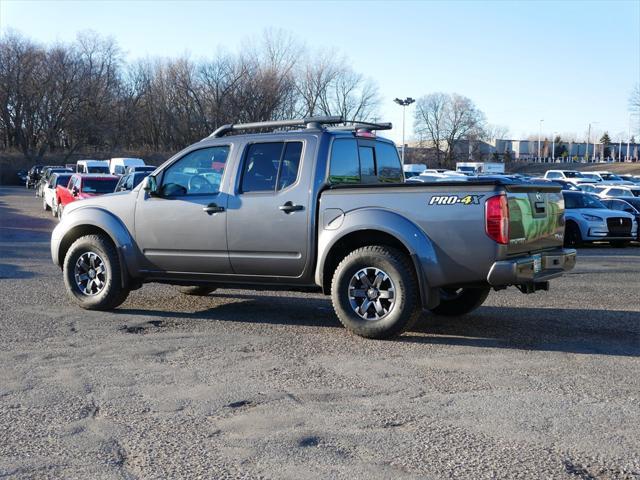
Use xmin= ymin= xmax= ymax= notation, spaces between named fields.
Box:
xmin=51 ymin=117 xmax=576 ymax=338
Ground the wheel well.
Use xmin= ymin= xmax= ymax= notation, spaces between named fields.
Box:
xmin=322 ymin=230 xmax=413 ymax=293
xmin=58 ymin=225 xmax=114 ymax=267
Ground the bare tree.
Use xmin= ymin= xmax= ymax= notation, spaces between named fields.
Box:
xmin=413 ymin=93 xmax=448 ymax=163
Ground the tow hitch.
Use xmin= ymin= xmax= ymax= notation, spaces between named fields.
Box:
xmin=516 ymin=281 xmax=550 ymax=294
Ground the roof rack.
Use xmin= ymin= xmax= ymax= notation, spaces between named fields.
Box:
xmin=208 ymin=116 xmax=344 ymax=138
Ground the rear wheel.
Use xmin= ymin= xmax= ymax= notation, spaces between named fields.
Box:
xmin=429 ymin=287 xmax=490 ymax=316
xmin=175 ymin=286 xmax=217 ymax=296
xmin=564 ymin=221 xmax=582 ymax=247
xmin=331 ymin=246 xmax=421 ymax=339
xmin=63 ymin=234 xmax=130 ymax=310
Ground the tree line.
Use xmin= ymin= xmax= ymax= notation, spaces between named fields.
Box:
xmin=0 ymin=30 xmax=380 ymax=161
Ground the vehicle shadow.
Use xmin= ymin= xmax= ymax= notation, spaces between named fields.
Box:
xmin=117 ymin=294 xmax=640 ymax=357
xmin=0 ymin=263 xmax=36 ymax=279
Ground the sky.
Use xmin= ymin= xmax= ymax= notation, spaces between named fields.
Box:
xmin=1 ymin=0 xmax=639 ymax=145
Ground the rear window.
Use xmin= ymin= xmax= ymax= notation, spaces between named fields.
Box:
xmin=87 ymin=166 xmax=110 ymax=174
xmin=82 ymin=179 xmax=118 ymax=194
xmin=240 ymin=141 xmax=303 ymax=193
xmin=329 ymin=138 xmax=403 ymax=184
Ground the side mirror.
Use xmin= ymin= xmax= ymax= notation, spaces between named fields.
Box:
xmin=144 ymin=175 xmax=160 ymax=197
xmin=71 ymin=186 xmax=79 ymax=196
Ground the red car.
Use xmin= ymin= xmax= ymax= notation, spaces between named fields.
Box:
xmin=55 ymin=173 xmax=119 ymax=218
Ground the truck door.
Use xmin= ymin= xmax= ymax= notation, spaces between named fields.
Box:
xmin=134 ymin=145 xmax=232 ymax=274
xmin=226 ymin=139 xmax=311 ymax=277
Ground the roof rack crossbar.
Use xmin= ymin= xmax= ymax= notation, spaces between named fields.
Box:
xmin=329 ymin=121 xmax=392 ymax=132
xmin=209 ymin=116 xmax=344 ymax=138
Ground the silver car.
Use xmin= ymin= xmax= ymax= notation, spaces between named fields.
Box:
xmin=562 ymin=191 xmax=637 ymax=247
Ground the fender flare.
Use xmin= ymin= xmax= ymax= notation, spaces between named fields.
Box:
xmin=315 ymin=208 xmax=444 ymax=309
xmin=51 ymin=206 xmax=140 ymax=287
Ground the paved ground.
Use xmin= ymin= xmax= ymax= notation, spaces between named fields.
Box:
xmin=1 ymin=185 xmax=639 ymax=479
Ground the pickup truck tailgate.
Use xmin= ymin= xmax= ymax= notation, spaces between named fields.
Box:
xmin=506 ymin=184 xmax=564 ymax=255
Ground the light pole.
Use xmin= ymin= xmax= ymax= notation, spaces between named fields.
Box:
xmin=394 ymin=97 xmax=415 ymax=164
xmin=538 ymin=119 xmax=544 ymax=162
xmin=586 ymin=122 xmax=599 ymax=162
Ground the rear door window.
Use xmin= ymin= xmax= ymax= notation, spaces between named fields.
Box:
xmin=241 ymin=142 xmax=303 ymax=193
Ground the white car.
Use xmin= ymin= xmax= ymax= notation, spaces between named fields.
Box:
xmin=596 ymin=185 xmax=640 ymax=199
xmin=109 ymin=157 xmax=146 ymax=176
xmin=586 ymin=171 xmax=635 ymax=185
xmin=42 ymin=172 xmax=73 ymax=215
xmin=77 ymin=160 xmax=110 ymax=174
xmin=543 ymin=170 xmax=588 ymax=183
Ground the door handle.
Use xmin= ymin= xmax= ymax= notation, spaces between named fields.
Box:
xmin=203 ymin=203 xmax=225 ymax=214
xmin=279 ymin=201 xmax=304 ymax=213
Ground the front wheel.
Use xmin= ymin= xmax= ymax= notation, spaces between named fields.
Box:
xmin=331 ymin=246 xmax=421 ymax=339
xmin=564 ymin=221 xmax=582 ymax=247
xmin=63 ymin=234 xmax=130 ymax=310
xmin=429 ymin=287 xmax=490 ymax=316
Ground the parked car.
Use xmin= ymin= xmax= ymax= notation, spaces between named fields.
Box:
xmin=76 ymin=160 xmax=110 ymax=174
xmin=51 ymin=116 xmax=576 ymax=339
xmin=16 ymin=169 xmax=28 ymax=184
xmin=36 ymin=167 xmax=72 ymax=197
xmin=530 ymin=178 xmax=581 ymax=191
xmin=618 ymin=174 xmax=640 ymax=185
xmin=55 ymin=173 xmax=119 ymax=218
xmin=26 ymin=165 xmax=44 ymax=189
xmin=577 ymin=183 xmax=601 ymax=194
xmin=543 ymin=170 xmax=588 ymax=183
xmin=595 ymin=185 xmax=640 ymax=199
xmin=109 ymin=157 xmax=146 ymax=175
xmin=562 ymin=191 xmax=637 ymax=247
xmin=581 ymin=171 xmax=633 ymax=185
xmin=65 ymin=163 xmax=77 ymax=170
xmin=43 ymin=172 xmax=73 ymax=215
xmin=600 ymin=197 xmax=640 ymax=240
xmin=113 ymin=171 xmax=151 ymax=192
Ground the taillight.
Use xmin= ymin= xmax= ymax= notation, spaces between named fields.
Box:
xmin=485 ymin=194 xmax=509 ymax=244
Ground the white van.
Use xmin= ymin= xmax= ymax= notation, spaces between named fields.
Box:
xmin=109 ymin=158 xmax=145 ymax=175
xmin=76 ymin=160 xmax=110 ymax=174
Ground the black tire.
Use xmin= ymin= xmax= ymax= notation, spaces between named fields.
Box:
xmin=63 ymin=234 xmax=130 ymax=310
xmin=429 ymin=287 xmax=490 ymax=316
xmin=175 ymin=285 xmax=217 ymax=296
xmin=330 ymin=245 xmax=421 ymax=339
xmin=611 ymin=240 xmax=630 ymax=248
xmin=43 ymin=198 xmax=50 ymax=211
xmin=564 ymin=221 xmax=582 ymax=247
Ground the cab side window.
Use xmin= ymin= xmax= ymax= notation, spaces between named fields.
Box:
xmin=329 ymin=138 xmax=360 ymax=184
xmin=162 ymin=146 xmax=230 ymax=196
xmin=329 ymin=138 xmax=403 ymax=184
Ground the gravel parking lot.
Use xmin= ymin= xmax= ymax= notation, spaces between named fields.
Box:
xmin=1 ymin=185 xmax=639 ymax=479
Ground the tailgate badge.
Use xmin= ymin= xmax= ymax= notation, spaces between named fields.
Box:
xmin=535 ymin=192 xmax=543 ymax=201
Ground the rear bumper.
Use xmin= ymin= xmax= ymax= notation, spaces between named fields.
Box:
xmin=487 ymin=248 xmax=577 ymax=286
